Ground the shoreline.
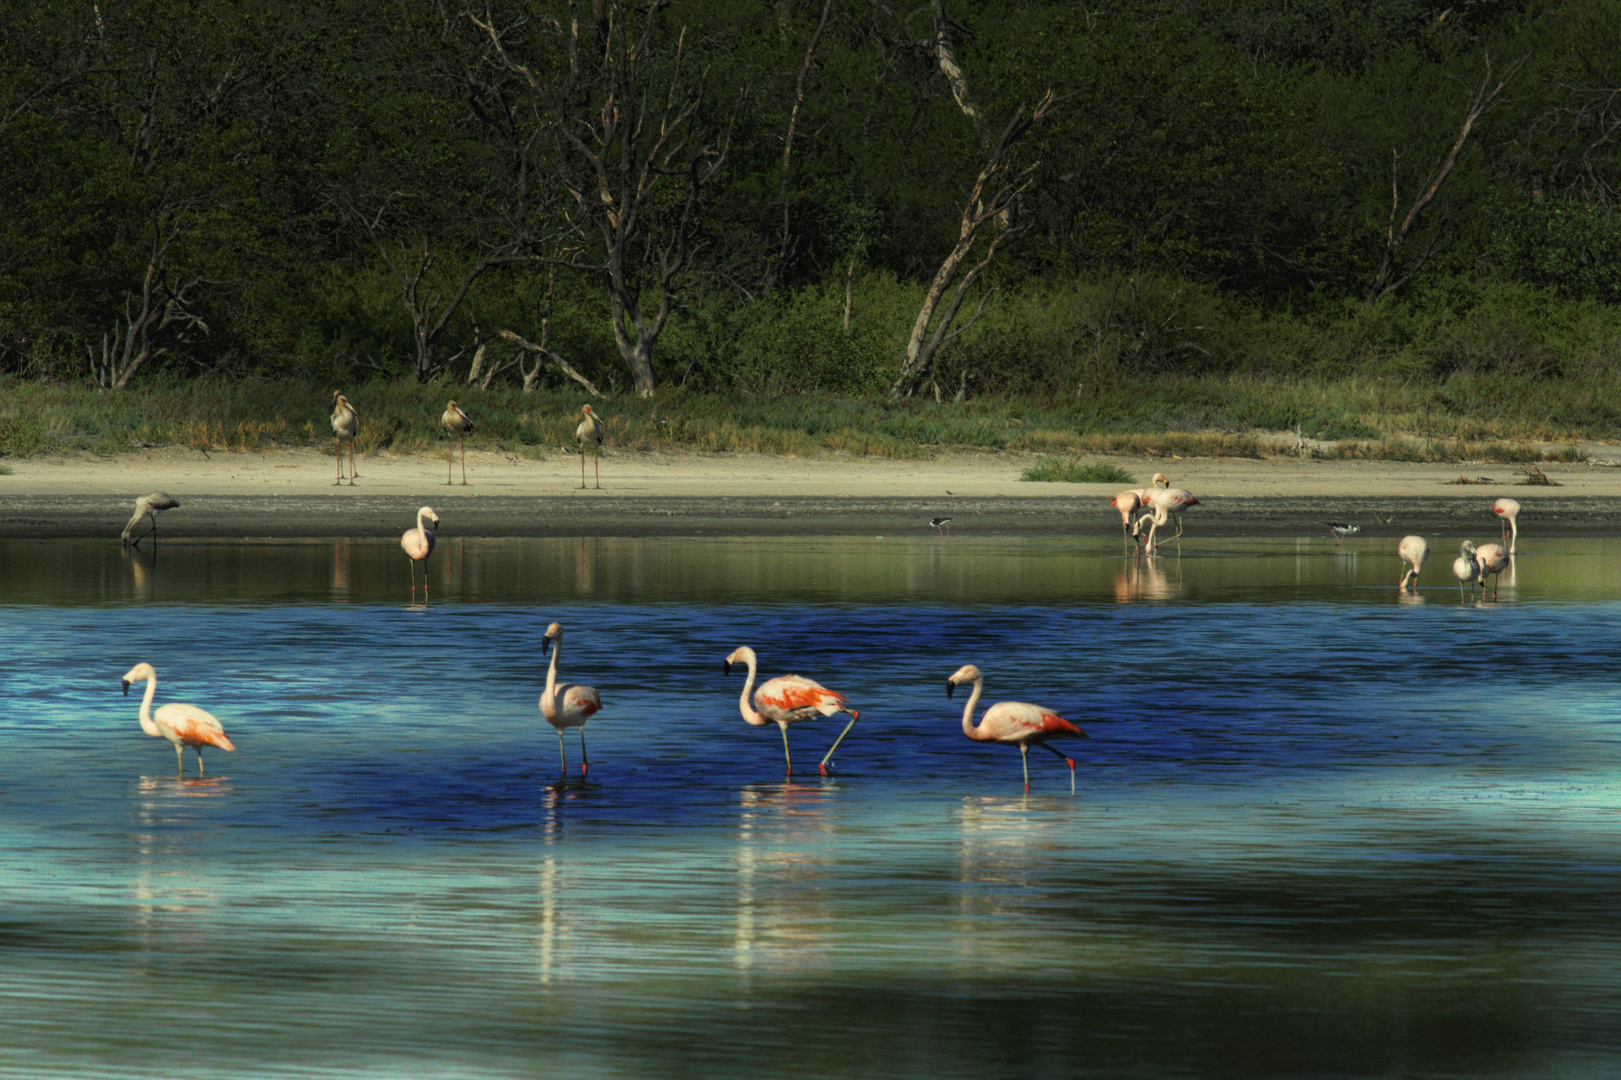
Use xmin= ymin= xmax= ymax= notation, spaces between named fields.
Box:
xmin=3 ymin=448 xmax=1620 ymax=538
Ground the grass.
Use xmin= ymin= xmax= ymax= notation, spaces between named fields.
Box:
xmin=0 ymin=372 xmax=1616 ymax=462
xmin=0 ymin=464 xmax=12 ymax=475
xmin=1022 ymin=460 xmax=1135 ymax=484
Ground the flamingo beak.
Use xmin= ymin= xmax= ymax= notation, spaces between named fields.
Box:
xmin=541 ymin=638 xmax=552 ymax=657
xmin=121 ymin=680 xmax=130 ymax=695
xmin=723 ymin=660 xmax=733 ymax=676
xmin=945 ymin=680 xmax=956 ymax=699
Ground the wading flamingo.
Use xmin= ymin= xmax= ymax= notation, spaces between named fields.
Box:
xmin=120 ymin=493 xmax=179 ymax=548
xmin=401 ymin=506 xmax=438 ymax=600
xmin=576 ymin=404 xmax=604 ymax=489
xmin=724 ymin=646 xmax=859 ymax=777
xmin=540 ymin=622 xmax=603 ymax=775
xmin=120 ymin=662 xmax=235 ymax=776
xmin=1398 ymin=535 xmax=1429 ymax=590
xmin=1108 ymin=491 xmax=1142 ymax=539
xmin=331 ymin=392 xmax=359 ymax=485
xmin=1138 ymin=484 xmax=1199 ymax=547
xmin=1493 ymin=497 xmax=1521 ymax=553
xmin=442 ymin=401 xmax=473 ymax=485
xmin=946 ymin=664 xmax=1086 ymax=792
xmin=1473 ymin=540 xmax=1510 ymax=599
xmin=1454 ymin=541 xmax=1480 ymax=602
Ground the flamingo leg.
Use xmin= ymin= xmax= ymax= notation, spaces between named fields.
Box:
xmin=1019 ymin=744 xmax=1030 ymax=789
xmin=1037 ymin=742 xmax=1076 ymax=793
xmin=197 ymin=747 xmax=205 ymax=777
xmin=174 ymin=742 xmax=184 ymax=776
xmin=580 ymin=729 xmax=589 ymax=775
xmin=781 ymin=725 xmax=793 ymax=777
xmin=818 ymin=711 xmax=860 ymax=776
xmin=557 ymin=729 xmax=567 ymax=774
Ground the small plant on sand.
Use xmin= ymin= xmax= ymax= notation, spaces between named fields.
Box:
xmin=1021 ymin=459 xmax=1134 ymax=484
xmin=0 ymin=464 xmax=13 ymax=475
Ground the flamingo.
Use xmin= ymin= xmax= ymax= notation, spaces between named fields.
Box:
xmin=120 ymin=663 xmax=236 ymax=776
xmin=331 ymin=392 xmax=359 ymax=485
xmin=576 ymin=404 xmax=604 ymax=489
xmin=946 ymin=664 xmax=1086 ymax=792
xmin=1493 ymin=497 xmax=1521 ymax=553
xmin=442 ymin=401 xmax=473 ymax=485
xmin=724 ymin=646 xmax=859 ymax=777
xmin=1139 ymin=484 xmax=1199 ymax=547
xmin=1398 ymin=535 xmax=1429 ymax=590
xmin=1454 ymin=541 xmax=1480 ymax=602
xmin=120 ymin=492 xmax=179 ymax=547
xmin=401 ymin=506 xmax=438 ymax=600
xmin=1108 ymin=491 xmax=1142 ymax=539
xmin=540 ymin=622 xmax=603 ymax=775
xmin=1473 ymin=540 xmax=1510 ymax=599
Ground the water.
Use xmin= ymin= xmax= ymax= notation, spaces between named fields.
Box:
xmin=3 ymin=536 xmax=1620 ymax=1078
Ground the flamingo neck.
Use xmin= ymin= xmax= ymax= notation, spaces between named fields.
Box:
xmin=1509 ymin=518 xmax=1518 ymax=553
xmin=737 ymin=654 xmax=766 ymax=727
xmin=545 ymin=638 xmax=561 ymax=703
xmin=136 ymin=678 xmax=160 ymax=737
xmin=415 ymin=508 xmax=428 ymax=534
xmin=960 ymin=677 xmax=986 ymax=741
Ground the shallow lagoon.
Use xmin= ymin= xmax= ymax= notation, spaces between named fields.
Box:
xmin=3 ymin=536 xmax=1620 ymax=1077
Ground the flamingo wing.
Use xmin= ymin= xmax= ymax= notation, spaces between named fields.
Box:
xmin=980 ymin=701 xmax=1086 ymax=744
xmin=755 ymin=675 xmax=848 ymax=723
xmin=153 ymin=702 xmax=236 ymax=751
xmin=562 ymin=684 xmax=602 ymax=719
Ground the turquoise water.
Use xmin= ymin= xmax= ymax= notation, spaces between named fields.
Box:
xmin=2 ymin=537 xmax=1620 ymax=1077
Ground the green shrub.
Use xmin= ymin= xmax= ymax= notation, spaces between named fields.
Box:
xmin=1021 ymin=459 xmax=1135 ymax=484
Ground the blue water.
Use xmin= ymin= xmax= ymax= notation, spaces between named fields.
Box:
xmin=3 ymin=537 xmax=1620 ymax=1077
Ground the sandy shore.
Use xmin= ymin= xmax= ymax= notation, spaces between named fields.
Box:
xmin=3 ymin=447 xmax=1619 ymax=537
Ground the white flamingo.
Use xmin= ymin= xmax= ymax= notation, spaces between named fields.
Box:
xmin=331 ymin=392 xmax=360 ymax=485
xmin=401 ymin=506 xmax=438 ymax=600
xmin=1493 ymin=498 xmax=1520 ymax=553
xmin=540 ymin=622 xmax=603 ymax=775
xmin=1454 ymin=541 xmax=1480 ymax=602
xmin=1108 ymin=491 xmax=1142 ymax=539
xmin=120 ymin=493 xmax=179 ymax=547
xmin=946 ymin=664 xmax=1086 ymax=792
xmin=1473 ymin=540 xmax=1510 ymax=599
xmin=120 ymin=662 xmax=236 ymax=776
xmin=724 ymin=646 xmax=859 ymax=777
xmin=1398 ymin=535 xmax=1429 ymax=590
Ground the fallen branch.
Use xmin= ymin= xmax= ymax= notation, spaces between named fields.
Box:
xmin=497 ymin=330 xmax=602 ymax=397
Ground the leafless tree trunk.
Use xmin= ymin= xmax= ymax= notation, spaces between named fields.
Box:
xmin=500 ymin=333 xmax=602 ymax=397
xmin=470 ymin=1 xmax=731 ymax=399
xmin=766 ymin=0 xmax=834 ymax=291
xmin=100 ymin=205 xmax=209 ymax=389
xmin=890 ymin=92 xmax=1055 ymax=398
xmin=1368 ymin=53 xmax=1526 ymax=303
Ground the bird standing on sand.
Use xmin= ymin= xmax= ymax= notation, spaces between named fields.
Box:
xmin=120 ymin=493 xmax=179 ymax=548
xmin=401 ymin=506 xmax=439 ymax=600
xmin=946 ymin=664 xmax=1086 ymax=792
xmin=1398 ymin=535 xmax=1429 ymax=590
xmin=724 ymin=646 xmax=860 ymax=777
xmin=1492 ymin=497 xmax=1521 ymax=553
xmin=540 ymin=622 xmax=603 ymax=776
xmin=120 ymin=662 xmax=236 ymax=777
xmin=331 ymin=392 xmax=360 ymax=485
xmin=576 ymin=404 xmax=604 ymax=489
xmin=931 ymin=516 xmax=952 ymax=538
xmin=1328 ymin=522 xmax=1360 ymax=545
xmin=442 ymin=401 xmax=473 ymax=485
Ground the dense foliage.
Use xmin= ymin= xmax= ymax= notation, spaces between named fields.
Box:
xmin=2 ymin=0 xmax=1619 ymax=397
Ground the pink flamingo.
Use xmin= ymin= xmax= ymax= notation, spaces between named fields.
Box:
xmin=1137 ymin=484 xmax=1199 ymax=549
xmin=724 ymin=646 xmax=859 ymax=777
xmin=1108 ymin=491 xmax=1142 ymax=539
xmin=1473 ymin=540 xmax=1510 ymax=598
xmin=1454 ymin=541 xmax=1480 ymax=602
xmin=1492 ymin=498 xmax=1520 ymax=553
xmin=401 ymin=506 xmax=438 ymax=600
xmin=1398 ymin=535 xmax=1429 ymax=590
xmin=121 ymin=662 xmax=236 ymax=776
xmin=540 ymin=622 xmax=603 ymax=775
xmin=946 ymin=664 xmax=1086 ymax=791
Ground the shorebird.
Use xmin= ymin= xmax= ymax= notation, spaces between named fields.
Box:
xmin=401 ymin=506 xmax=438 ymax=600
xmin=724 ymin=646 xmax=860 ymax=777
xmin=1492 ymin=497 xmax=1521 ymax=553
xmin=120 ymin=663 xmax=236 ymax=777
xmin=539 ymin=622 xmax=603 ymax=776
xmin=576 ymin=404 xmax=604 ymax=489
xmin=120 ymin=493 xmax=179 ymax=548
xmin=331 ymin=392 xmax=359 ymax=485
xmin=442 ymin=401 xmax=473 ymax=485
xmin=1473 ymin=540 xmax=1510 ymax=599
xmin=1454 ymin=541 xmax=1480 ymax=602
xmin=946 ymin=664 xmax=1086 ymax=792
xmin=1398 ymin=535 xmax=1429 ymax=590
xmin=930 ymin=516 xmax=952 ymax=538
xmin=1328 ymin=522 xmax=1360 ymax=545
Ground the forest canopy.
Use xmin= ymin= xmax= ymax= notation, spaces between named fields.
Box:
xmin=2 ymin=0 xmax=1619 ymax=398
